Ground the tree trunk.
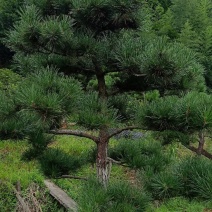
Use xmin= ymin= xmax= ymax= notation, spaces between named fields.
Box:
xmin=92 ymin=57 xmax=107 ymax=99
xmin=197 ymin=131 xmax=205 ymax=155
xmin=96 ymin=128 xmax=109 ymax=188
xmin=96 ymin=72 xmax=107 ymax=99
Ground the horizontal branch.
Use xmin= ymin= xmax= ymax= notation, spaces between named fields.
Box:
xmin=49 ymin=130 xmax=98 ymax=142
xmin=108 ymin=126 xmax=142 ymax=139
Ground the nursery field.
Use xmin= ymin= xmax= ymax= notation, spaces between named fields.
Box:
xmin=0 ymin=134 xmax=212 ymax=212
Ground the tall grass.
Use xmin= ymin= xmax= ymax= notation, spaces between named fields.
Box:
xmin=78 ymin=178 xmax=151 ymax=212
xmin=154 ymin=197 xmax=211 ymax=212
xmin=0 ymin=182 xmax=17 ymax=211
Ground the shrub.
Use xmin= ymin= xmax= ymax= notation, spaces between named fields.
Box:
xmin=109 ymin=138 xmax=170 ymax=173
xmin=145 ymin=157 xmax=212 ymax=200
xmin=147 ymin=172 xmax=183 ymax=199
xmin=78 ymin=179 xmax=151 ymax=212
xmin=177 ymin=157 xmax=212 ymax=199
xmin=22 ymin=131 xmax=53 ymax=159
xmin=28 ymin=131 xmax=52 ymax=151
xmin=39 ymin=148 xmax=84 ymax=177
xmin=107 ymin=181 xmax=151 ymax=211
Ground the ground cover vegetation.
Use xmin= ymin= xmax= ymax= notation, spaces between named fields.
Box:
xmin=0 ymin=0 xmax=212 ymax=211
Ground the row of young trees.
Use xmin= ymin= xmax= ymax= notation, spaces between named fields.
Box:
xmin=0 ymin=0 xmax=212 ymax=186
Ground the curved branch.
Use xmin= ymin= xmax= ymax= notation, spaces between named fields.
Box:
xmin=49 ymin=130 xmax=98 ymax=143
xmin=108 ymin=126 xmax=142 ymax=139
xmin=182 ymin=144 xmax=212 ymax=160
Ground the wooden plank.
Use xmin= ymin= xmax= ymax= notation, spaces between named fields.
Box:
xmin=44 ymin=180 xmax=77 ymax=212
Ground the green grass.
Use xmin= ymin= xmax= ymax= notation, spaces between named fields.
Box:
xmin=0 ymin=140 xmax=44 ymax=188
xmin=0 ymin=136 xmax=129 ymax=211
xmin=151 ymin=197 xmax=212 ymax=212
xmin=0 ymin=135 xmax=212 ymax=211
xmin=50 ymin=135 xmax=95 ymax=155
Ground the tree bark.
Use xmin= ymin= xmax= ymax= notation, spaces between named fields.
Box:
xmin=96 ymin=141 xmax=109 ymax=188
xmin=96 ymin=128 xmax=110 ymax=188
xmin=92 ymin=57 xmax=107 ymax=99
xmin=197 ymin=131 xmax=205 ymax=155
xmin=184 ymin=145 xmax=212 ymax=159
xmin=96 ymin=73 xmax=107 ymax=99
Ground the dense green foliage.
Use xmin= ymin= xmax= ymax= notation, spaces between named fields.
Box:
xmin=138 ymin=92 xmax=212 ymax=132
xmin=78 ymin=179 xmax=151 ymax=212
xmin=0 ymin=0 xmax=212 ymax=210
xmin=0 ymin=0 xmax=24 ymax=67
xmin=39 ymin=148 xmax=84 ymax=177
xmin=109 ymin=138 xmax=170 ymax=172
xmin=152 ymin=0 xmax=212 ymax=88
xmin=0 ymin=68 xmax=21 ymax=90
xmin=3 ymin=0 xmax=205 ymax=94
xmin=137 ymin=91 xmax=212 ymax=153
xmin=145 ymin=157 xmax=212 ymax=200
xmin=1 ymin=0 xmax=208 ymax=146
xmin=0 ymin=70 xmax=81 ymax=142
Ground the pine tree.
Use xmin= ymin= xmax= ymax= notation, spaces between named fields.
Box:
xmin=177 ymin=21 xmax=200 ymax=51
xmin=166 ymin=0 xmax=212 ymax=88
xmin=4 ymin=0 xmax=206 ymax=186
xmin=0 ymin=0 xmax=24 ymax=67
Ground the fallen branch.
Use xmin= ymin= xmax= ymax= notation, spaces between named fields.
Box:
xmin=13 ymin=187 xmax=31 ymax=212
